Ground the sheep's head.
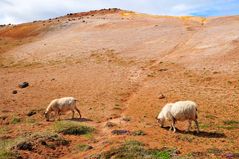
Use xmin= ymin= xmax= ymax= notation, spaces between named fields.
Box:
xmin=44 ymin=111 xmax=50 ymax=121
xmin=156 ymin=116 xmax=164 ymax=127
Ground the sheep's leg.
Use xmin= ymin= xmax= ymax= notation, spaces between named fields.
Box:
xmin=75 ymin=107 xmax=82 ymax=118
xmin=72 ymin=110 xmax=75 ymax=119
xmin=187 ymin=120 xmax=192 ymax=132
xmin=169 ymin=124 xmax=173 ymax=131
xmin=172 ymin=118 xmax=176 ymax=133
xmin=56 ymin=110 xmax=61 ymax=121
xmin=194 ymin=120 xmax=200 ymax=133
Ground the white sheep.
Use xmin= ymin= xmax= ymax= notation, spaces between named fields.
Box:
xmin=44 ymin=97 xmax=81 ymax=121
xmin=156 ymin=101 xmax=199 ymax=133
xmin=156 ymin=103 xmax=174 ymax=128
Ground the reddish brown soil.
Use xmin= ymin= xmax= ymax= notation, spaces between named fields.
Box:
xmin=0 ymin=9 xmax=239 ymax=158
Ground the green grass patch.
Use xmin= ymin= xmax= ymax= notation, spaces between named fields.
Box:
xmin=54 ymin=121 xmax=94 ymax=135
xmin=207 ymin=148 xmax=223 ymax=155
xmin=0 ymin=139 xmax=20 ymax=159
xmin=0 ymin=150 xmax=18 ymax=159
xmin=223 ymin=120 xmax=239 ymax=125
xmin=152 ymin=150 xmax=171 ymax=159
xmin=205 ymin=114 xmax=217 ymax=119
xmin=89 ymin=140 xmax=178 ymax=159
xmin=218 ymin=125 xmax=238 ymax=130
xmin=0 ymin=132 xmax=70 ymax=159
xmin=199 ymin=123 xmax=211 ymax=129
xmin=10 ymin=117 xmax=21 ymax=124
xmin=0 ymin=126 xmax=9 ymax=135
xmin=25 ymin=118 xmax=37 ymax=124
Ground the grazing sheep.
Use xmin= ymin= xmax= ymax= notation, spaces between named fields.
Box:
xmin=156 ymin=101 xmax=199 ymax=133
xmin=156 ymin=103 xmax=174 ymax=128
xmin=44 ymin=97 xmax=81 ymax=121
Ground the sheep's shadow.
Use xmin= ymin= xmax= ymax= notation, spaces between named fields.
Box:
xmin=65 ymin=117 xmax=93 ymax=122
xmin=161 ymin=126 xmax=226 ymax=138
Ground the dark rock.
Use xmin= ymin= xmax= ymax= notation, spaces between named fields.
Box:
xmin=40 ymin=141 xmax=47 ymax=145
xmin=159 ymin=68 xmax=168 ymax=72
xmin=27 ymin=110 xmax=37 ymax=117
xmin=122 ymin=116 xmax=131 ymax=122
xmin=131 ymin=130 xmax=146 ymax=136
xmin=111 ymin=130 xmax=130 ymax=135
xmin=12 ymin=90 xmax=18 ymax=94
xmin=105 ymin=122 xmax=116 ymax=128
xmin=18 ymin=82 xmax=29 ymax=88
xmin=158 ymin=94 xmax=165 ymax=99
xmin=16 ymin=141 xmax=33 ymax=151
xmin=0 ymin=115 xmax=8 ymax=120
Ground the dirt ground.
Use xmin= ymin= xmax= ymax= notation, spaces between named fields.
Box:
xmin=0 ymin=9 xmax=239 ymax=158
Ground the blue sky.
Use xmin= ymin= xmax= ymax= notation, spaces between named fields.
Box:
xmin=0 ymin=0 xmax=239 ymax=24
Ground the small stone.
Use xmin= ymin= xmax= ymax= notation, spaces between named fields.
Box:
xmin=158 ymin=94 xmax=165 ymax=99
xmin=105 ymin=122 xmax=116 ymax=128
xmin=16 ymin=141 xmax=33 ymax=151
xmin=111 ymin=130 xmax=130 ymax=135
xmin=12 ymin=90 xmax=17 ymax=94
xmin=27 ymin=110 xmax=37 ymax=117
xmin=18 ymin=82 xmax=29 ymax=88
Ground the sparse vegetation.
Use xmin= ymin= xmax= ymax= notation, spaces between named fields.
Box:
xmin=54 ymin=121 xmax=94 ymax=135
xmin=218 ymin=125 xmax=238 ymax=130
xmin=105 ymin=122 xmax=117 ymax=128
xmin=199 ymin=123 xmax=211 ymax=129
xmin=0 ymin=132 xmax=70 ymax=159
xmin=223 ymin=120 xmax=239 ymax=125
xmin=0 ymin=127 xmax=9 ymax=135
xmin=218 ymin=120 xmax=239 ymax=130
xmin=10 ymin=117 xmax=21 ymax=124
xmin=0 ymin=139 xmax=19 ymax=159
xmin=75 ymin=144 xmax=93 ymax=152
xmin=207 ymin=148 xmax=223 ymax=155
xmin=89 ymin=140 xmax=179 ymax=159
xmin=205 ymin=114 xmax=217 ymax=119
xmin=177 ymin=135 xmax=195 ymax=143
xmin=131 ymin=130 xmax=146 ymax=136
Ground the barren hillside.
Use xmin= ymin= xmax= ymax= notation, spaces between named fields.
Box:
xmin=0 ymin=9 xmax=239 ymax=159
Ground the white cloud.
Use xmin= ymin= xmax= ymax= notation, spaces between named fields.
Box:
xmin=0 ymin=0 xmax=238 ymax=24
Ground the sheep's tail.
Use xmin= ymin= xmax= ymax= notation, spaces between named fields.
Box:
xmin=195 ymin=107 xmax=198 ymax=119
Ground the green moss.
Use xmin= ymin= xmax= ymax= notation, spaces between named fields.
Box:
xmin=54 ymin=121 xmax=94 ymax=135
xmin=223 ymin=120 xmax=239 ymax=125
xmin=10 ymin=117 xmax=21 ymax=124
xmin=90 ymin=140 xmax=178 ymax=159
